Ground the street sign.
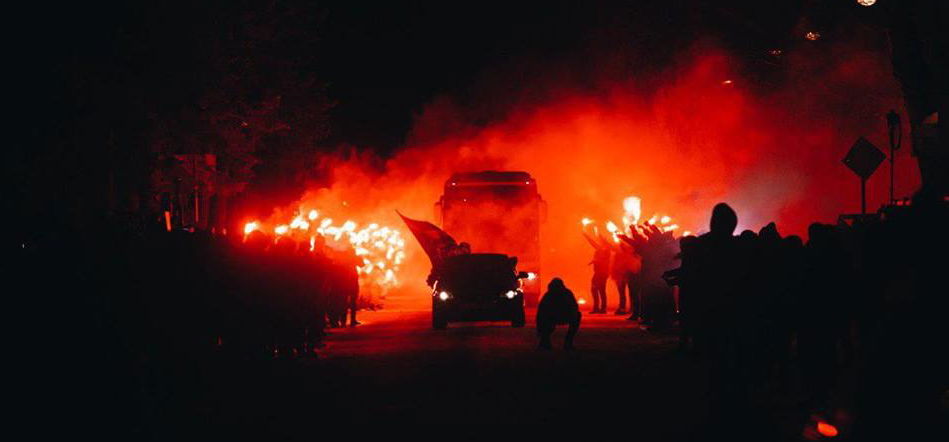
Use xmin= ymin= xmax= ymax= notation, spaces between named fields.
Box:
xmin=842 ymin=137 xmax=885 ymax=180
xmin=843 ymin=137 xmax=886 ymax=215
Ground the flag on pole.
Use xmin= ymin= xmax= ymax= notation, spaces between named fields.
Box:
xmin=396 ymin=211 xmax=457 ymax=267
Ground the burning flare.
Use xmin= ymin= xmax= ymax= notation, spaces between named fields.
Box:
xmin=243 ymin=209 xmax=406 ymax=296
xmin=582 ymin=195 xmax=688 ymax=239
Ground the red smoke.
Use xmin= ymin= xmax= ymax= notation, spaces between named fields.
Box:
xmin=268 ymin=43 xmax=918 ymax=309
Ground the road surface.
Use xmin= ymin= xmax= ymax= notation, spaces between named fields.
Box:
xmin=144 ymin=309 xmax=805 ymax=439
xmin=216 ymin=310 xmax=711 ymax=435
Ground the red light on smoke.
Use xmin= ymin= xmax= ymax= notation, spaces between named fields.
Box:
xmin=817 ymin=422 xmax=838 ymax=437
xmin=244 ymin=221 xmax=259 ymax=235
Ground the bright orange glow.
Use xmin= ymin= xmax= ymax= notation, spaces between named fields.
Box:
xmin=244 ymin=221 xmax=259 ymax=235
xmin=250 ymin=48 xmax=912 ymax=310
xmin=805 ymin=31 xmax=821 ymax=41
xmin=622 ymin=196 xmax=642 ymax=229
xmin=577 ymin=298 xmax=587 ymax=305
xmin=251 ymin=211 xmax=406 ymax=296
xmin=622 ymin=196 xmax=641 ymax=220
xmin=816 ymin=422 xmax=838 ymax=437
xmin=289 ymin=216 xmax=309 ymax=230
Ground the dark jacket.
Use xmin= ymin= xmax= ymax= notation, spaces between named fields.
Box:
xmin=537 ymin=279 xmax=580 ymax=324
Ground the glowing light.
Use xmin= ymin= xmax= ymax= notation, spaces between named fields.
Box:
xmin=505 ymin=290 xmax=517 ymax=299
xmin=255 ymin=211 xmax=406 ymax=294
xmin=290 ymin=216 xmax=309 ymax=230
xmin=578 ymin=298 xmax=587 ymax=305
xmin=805 ymin=31 xmax=821 ymax=41
xmin=622 ymin=196 xmax=641 ymax=226
xmin=769 ymin=49 xmax=783 ymax=56
xmin=526 ymin=272 xmax=537 ymax=280
xmin=722 ymin=79 xmax=733 ymax=85
xmin=857 ymin=0 xmax=875 ymax=6
xmin=438 ymin=291 xmax=450 ymax=301
xmin=244 ymin=221 xmax=259 ymax=235
xmin=584 ymin=197 xmax=691 ymax=241
xmin=816 ymin=422 xmax=838 ymax=437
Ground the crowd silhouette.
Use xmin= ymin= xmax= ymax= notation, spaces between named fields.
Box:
xmin=20 ymin=191 xmax=946 ymax=439
xmin=580 ymin=194 xmax=948 ymax=439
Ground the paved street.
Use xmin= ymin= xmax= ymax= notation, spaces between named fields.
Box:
xmin=260 ymin=310 xmax=708 ymax=434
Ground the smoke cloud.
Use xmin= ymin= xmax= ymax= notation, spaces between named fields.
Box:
xmin=264 ymin=39 xmax=918 ymax=308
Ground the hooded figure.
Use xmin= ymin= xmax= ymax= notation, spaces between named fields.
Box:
xmin=679 ymin=203 xmax=742 ymax=352
xmin=536 ymin=278 xmax=581 ymax=350
xmin=709 ymin=203 xmax=738 ymax=238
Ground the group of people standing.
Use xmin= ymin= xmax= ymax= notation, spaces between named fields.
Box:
xmin=111 ymin=228 xmax=364 ymax=361
xmin=573 ymin=197 xmax=947 ymax=438
xmin=582 ymin=220 xmax=678 ymax=325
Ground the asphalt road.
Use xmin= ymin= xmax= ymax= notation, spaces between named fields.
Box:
xmin=143 ymin=309 xmax=806 ymax=439
xmin=275 ymin=310 xmax=706 ymax=434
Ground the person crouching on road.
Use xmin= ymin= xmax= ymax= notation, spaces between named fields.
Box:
xmin=537 ymin=278 xmax=581 ymax=350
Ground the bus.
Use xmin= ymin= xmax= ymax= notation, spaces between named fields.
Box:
xmin=435 ymin=171 xmax=545 ymax=306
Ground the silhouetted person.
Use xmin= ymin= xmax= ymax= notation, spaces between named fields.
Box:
xmin=582 ymin=230 xmax=610 ymax=313
xmin=677 ymin=203 xmax=750 ymax=430
xmin=619 ymin=223 xmax=677 ymax=327
xmin=663 ymin=235 xmax=699 ymax=351
xmin=610 ymin=242 xmax=638 ymax=315
xmin=536 ymin=278 xmax=581 ymax=350
xmin=798 ymin=223 xmax=849 ymax=409
xmin=338 ymin=246 xmax=361 ymax=327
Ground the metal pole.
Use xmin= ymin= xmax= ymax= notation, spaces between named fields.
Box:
xmin=861 ymin=178 xmax=867 ymax=215
xmin=886 ymin=110 xmax=901 ymax=204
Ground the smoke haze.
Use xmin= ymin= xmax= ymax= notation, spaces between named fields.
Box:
xmin=266 ymin=37 xmax=918 ymax=308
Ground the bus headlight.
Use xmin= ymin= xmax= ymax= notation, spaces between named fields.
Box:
xmin=437 ymin=291 xmax=451 ymax=301
xmin=504 ymin=290 xmax=518 ymax=299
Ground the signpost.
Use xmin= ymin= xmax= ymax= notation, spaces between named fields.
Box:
xmin=886 ymin=110 xmax=902 ymax=204
xmin=842 ymin=137 xmax=886 ymax=214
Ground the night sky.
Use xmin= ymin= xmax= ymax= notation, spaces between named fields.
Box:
xmin=10 ymin=0 xmax=855 ymax=229
xmin=13 ymin=1 xmax=812 ymax=153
